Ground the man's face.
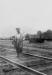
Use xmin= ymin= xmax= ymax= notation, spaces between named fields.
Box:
xmin=16 ymin=29 xmax=20 ymax=34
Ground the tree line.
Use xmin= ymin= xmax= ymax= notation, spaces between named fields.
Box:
xmin=25 ymin=30 xmax=52 ymax=43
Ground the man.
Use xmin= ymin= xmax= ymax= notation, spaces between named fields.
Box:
xmin=12 ymin=28 xmax=23 ymax=57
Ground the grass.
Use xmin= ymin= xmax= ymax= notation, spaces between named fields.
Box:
xmin=0 ymin=39 xmax=52 ymax=49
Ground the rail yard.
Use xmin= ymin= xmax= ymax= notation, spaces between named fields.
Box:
xmin=0 ymin=40 xmax=52 ymax=75
xmin=1 ymin=0 xmax=52 ymax=75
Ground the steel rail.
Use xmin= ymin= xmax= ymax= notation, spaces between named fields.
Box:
xmin=23 ymin=46 xmax=52 ymax=53
xmin=0 ymin=55 xmax=47 ymax=75
xmin=0 ymin=44 xmax=52 ymax=53
xmin=0 ymin=46 xmax=52 ymax=60
xmin=23 ymin=53 xmax=52 ymax=60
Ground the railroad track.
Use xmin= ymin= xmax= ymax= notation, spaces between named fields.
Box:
xmin=24 ymin=52 xmax=52 ymax=60
xmin=0 ymin=56 xmax=46 ymax=75
xmin=0 ymin=43 xmax=52 ymax=74
xmin=0 ymin=44 xmax=52 ymax=53
xmin=0 ymin=52 xmax=52 ymax=75
xmin=0 ymin=46 xmax=49 ymax=75
xmin=0 ymin=51 xmax=52 ymax=74
xmin=0 ymin=44 xmax=52 ymax=58
xmin=0 ymin=46 xmax=52 ymax=60
xmin=0 ymin=40 xmax=52 ymax=50
xmin=23 ymin=53 xmax=52 ymax=71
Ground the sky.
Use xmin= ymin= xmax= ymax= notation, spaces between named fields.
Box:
xmin=0 ymin=0 xmax=52 ymax=37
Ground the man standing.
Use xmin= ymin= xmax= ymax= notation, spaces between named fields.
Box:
xmin=13 ymin=28 xmax=23 ymax=57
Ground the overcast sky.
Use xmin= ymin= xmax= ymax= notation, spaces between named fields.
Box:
xmin=0 ymin=0 xmax=52 ymax=37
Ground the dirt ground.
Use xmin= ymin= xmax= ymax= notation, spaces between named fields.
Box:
xmin=0 ymin=57 xmax=35 ymax=75
xmin=0 ymin=40 xmax=36 ymax=75
xmin=0 ymin=40 xmax=52 ymax=75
